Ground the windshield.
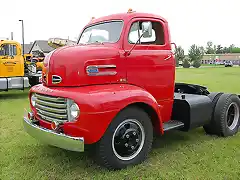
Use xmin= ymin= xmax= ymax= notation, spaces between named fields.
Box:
xmin=0 ymin=44 xmax=17 ymax=56
xmin=78 ymin=21 xmax=123 ymax=44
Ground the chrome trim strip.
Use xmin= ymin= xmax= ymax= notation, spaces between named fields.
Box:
xmin=87 ymin=64 xmax=116 ymax=69
xmin=23 ymin=114 xmax=84 ymax=152
xmin=89 ymin=71 xmax=117 ymax=76
xmin=86 ymin=64 xmax=117 ymax=76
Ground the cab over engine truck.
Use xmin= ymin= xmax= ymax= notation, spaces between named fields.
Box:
xmin=23 ymin=10 xmax=240 ymax=170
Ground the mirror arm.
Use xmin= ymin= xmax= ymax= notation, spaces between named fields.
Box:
xmin=124 ymin=32 xmax=145 ymax=57
xmin=171 ymin=42 xmax=177 ymax=55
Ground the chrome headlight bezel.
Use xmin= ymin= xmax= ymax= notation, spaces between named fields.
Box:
xmin=67 ymin=99 xmax=80 ymax=121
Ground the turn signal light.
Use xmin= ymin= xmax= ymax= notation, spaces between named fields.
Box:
xmin=28 ymin=112 xmax=34 ymax=120
xmin=51 ymin=121 xmax=59 ymax=130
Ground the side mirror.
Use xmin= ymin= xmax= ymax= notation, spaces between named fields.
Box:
xmin=141 ymin=21 xmax=152 ymax=38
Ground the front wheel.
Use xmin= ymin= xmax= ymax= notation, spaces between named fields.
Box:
xmin=95 ymin=106 xmax=153 ymax=170
xmin=28 ymin=76 xmax=40 ymax=87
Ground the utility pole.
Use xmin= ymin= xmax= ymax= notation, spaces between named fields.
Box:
xmin=19 ymin=20 xmax=24 ymax=55
xmin=11 ymin=32 xmax=13 ymax=40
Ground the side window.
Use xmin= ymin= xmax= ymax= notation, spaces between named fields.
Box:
xmin=128 ymin=20 xmax=165 ymax=45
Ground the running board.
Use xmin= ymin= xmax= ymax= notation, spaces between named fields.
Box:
xmin=163 ymin=120 xmax=184 ymax=131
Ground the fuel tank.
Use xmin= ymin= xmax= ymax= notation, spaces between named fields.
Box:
xmin=43 ymin=44 xmax=126 ymax=87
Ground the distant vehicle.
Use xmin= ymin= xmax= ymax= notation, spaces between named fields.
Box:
xmin=225 ymin=61 xmax=233 ymax=67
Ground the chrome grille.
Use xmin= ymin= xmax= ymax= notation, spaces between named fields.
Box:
xmin=35 ymin=93 xmax=68 ymax=122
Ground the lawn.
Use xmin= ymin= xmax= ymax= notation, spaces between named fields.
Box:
xmin=1 ymin=67 xmax=240 ymax=180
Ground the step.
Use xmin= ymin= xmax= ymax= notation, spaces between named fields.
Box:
xmin=163 ymin=120 xmax=184 ymax=131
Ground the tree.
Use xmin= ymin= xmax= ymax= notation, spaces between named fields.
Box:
xmin=188 ymin=44 xmax=204 ymax=62
xmin=188 ymin=44 xmax=204 ymax=68
xmin=229 ymin=44 xmax=235 ymax=53
xmin=216 ymin=45 xmax=223 ymax=54
xmin=174 ymin=46 xmax=185 ymax=67
xmin=205 ymin=41 xmax=215 ymax=54
xmin=231 ymin=47 xmax=240 ymax=53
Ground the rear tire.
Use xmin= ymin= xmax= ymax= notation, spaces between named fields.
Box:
xmin=95 ymin=106 xmax=153 ymax=170
xmin=204 ymin=93 xmax=240 ymax=137
xmin=214 ymin=94 xmax=240 ymax=136
xmin=203 ymin=92 xmax=223 ymax=135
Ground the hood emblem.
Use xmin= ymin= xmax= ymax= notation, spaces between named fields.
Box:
xmin=86 ymin=64 xmax=117 ymax=76
xmin=52 ymin=75 xmax=62 ymax=84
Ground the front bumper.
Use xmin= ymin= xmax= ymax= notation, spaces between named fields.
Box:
xmin=23 ymin=113 xmax=84 ymax=152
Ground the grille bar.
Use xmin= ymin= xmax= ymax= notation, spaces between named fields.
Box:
xmin=35 ymin=93 xmax=68 ymax=123
xmin=35 ymin=93 xmax=65 ymax=103
xmin=36 ymin=99 xmax=66 ymax=109
xmin=35 ymin=104 xmax=67 ymax=114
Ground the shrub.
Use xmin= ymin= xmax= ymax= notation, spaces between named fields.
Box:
xmin=182 ymin=58 xmax=190 ymax=68
xmin=192 ymin=60 xmax=201 ymax=68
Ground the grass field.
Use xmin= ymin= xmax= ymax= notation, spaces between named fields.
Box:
xmin=1 ymin=67 xmax=240 ymax=180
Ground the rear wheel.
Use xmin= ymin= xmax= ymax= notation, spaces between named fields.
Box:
xmin=203 ymin=92 xmax=223 ymax=134
xmin=214 ymin=94 xmax=240 ymax=136
xmin=95 ymin=106 xmax=153 ymax=170
xmin=204 ymin=93 xmax=240 ymax=136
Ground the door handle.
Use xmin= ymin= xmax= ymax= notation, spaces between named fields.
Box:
xmin=164 ymin=55 xmax=172 ymax=61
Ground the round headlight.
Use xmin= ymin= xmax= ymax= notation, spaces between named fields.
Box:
xmin=69 ymin=102 xmax=80 ymax=119
xmin=31 ymin=93 xmax=37 ymax=107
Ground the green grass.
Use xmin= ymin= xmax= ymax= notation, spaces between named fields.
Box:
xmin=1 ymin=67 xmax=240 ymax=180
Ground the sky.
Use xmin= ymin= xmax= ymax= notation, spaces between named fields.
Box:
xmin=1 ymin=0 xmax=240 ymax=52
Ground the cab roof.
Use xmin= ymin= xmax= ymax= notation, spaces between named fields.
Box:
xmin=88 ymin=12 xmax=167 ymax=26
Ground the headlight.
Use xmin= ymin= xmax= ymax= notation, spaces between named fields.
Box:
xmin=31 ymin=93 xmax=37 ymax=107
xmin=67 ymin=100 xmax=80 ymax=121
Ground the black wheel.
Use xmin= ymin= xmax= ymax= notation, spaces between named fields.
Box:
xmin=213 ymin=94 xmax=240 ymax=137
xmin=28 ymin=76 xmax=40 ymax=87
xmin=203 ymin=92 xmax=223 ymax=135
xmin=95 ymin=106 xmax=153 ymax=170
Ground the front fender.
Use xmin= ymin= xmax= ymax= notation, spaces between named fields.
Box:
xmin=30 ymin=84 xmax=163 ymax=144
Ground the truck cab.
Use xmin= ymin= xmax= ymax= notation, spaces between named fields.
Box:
xmin=23 ymin=10 xmax=240 ymax=170
xmin=0 ymin=40 xmax=24 ymax=78
xmin=0 ymin=40 xmax=42 ymax=91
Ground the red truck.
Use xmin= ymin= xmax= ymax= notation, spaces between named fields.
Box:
xmin=23 ymin=9 xmax=240 ymax=170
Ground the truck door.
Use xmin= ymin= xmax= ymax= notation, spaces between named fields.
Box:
xmin=123 ymin=18 xmax=175 ymax=122
xmin=0 ymin=43 xmax=24 ymax=77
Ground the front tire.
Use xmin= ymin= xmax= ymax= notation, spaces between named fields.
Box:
xmin=28 ymin=76 xmax=40 ymax=87
xmin=95 ymin=106 xmax=153 ymax=170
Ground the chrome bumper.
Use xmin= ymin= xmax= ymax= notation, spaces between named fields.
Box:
xmin=23 ymin=114 xmax=84 ymax=152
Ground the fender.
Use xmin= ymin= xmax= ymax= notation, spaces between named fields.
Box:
xmin=30 ymin=84 xmax=163 ymax=143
